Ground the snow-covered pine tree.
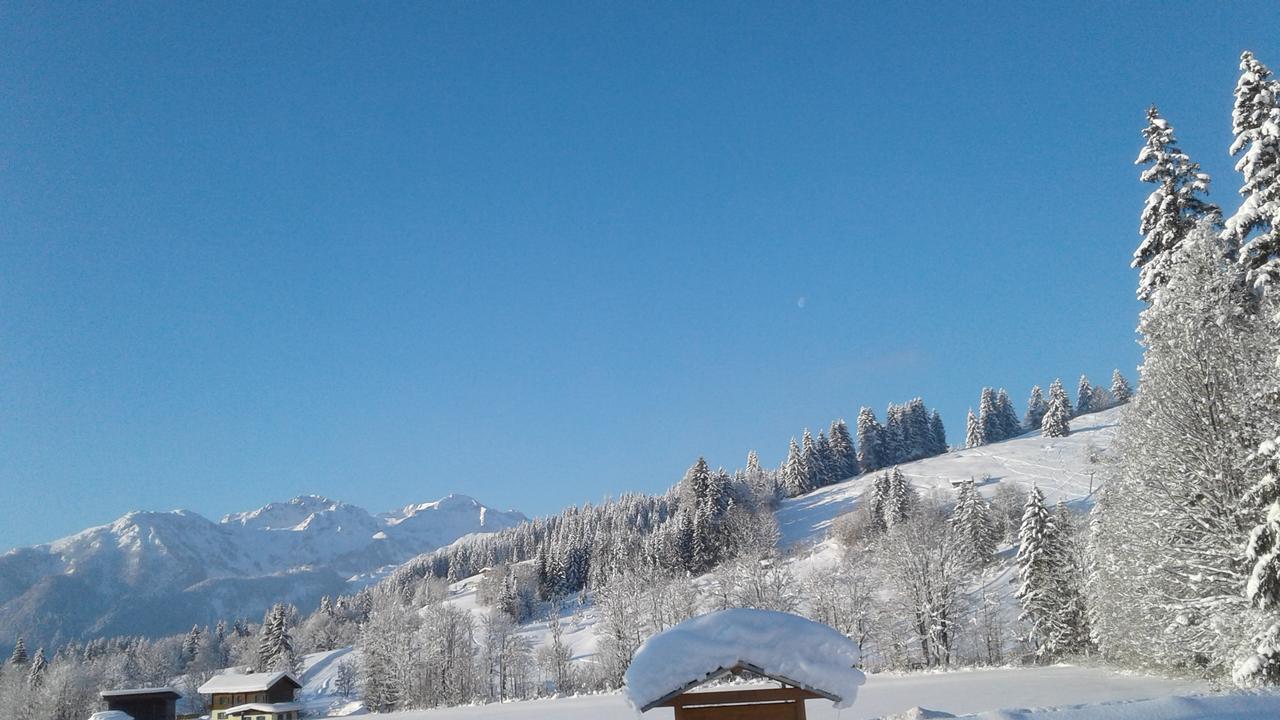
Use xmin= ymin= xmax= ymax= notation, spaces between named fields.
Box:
xmin=1053 ymin=503 xmax=1090 ymax=655
xmin=801 ymin=430 xmax=822 ymax=493
xmin=885 ymin=467 xmax=916 ymax=528
xmin=181 ymin=625 xmax=201 ymax=669
xmin=1134 ymin=106 xmax=1219 ymax=302
xmin=828 ymin=419 xmax=859 ymax=480
xmin=1110 ymin=369 xmax=1132 ymax=404
xmin=8 ymin=638 xmax=26 ymax=666
xmin=1024 ymin=385 xmax=1047 ymax=431
xmin=1226 ymin=51 xmax=1280 ymax=293
xmin=1041 ymin=379 xmax=1071 ymax=438
xmin=26 ymin=648 xmax=45 ymax=689
xmin=856 ymin=407 xmax=886 ymax=472
xmin=745 ymin=449 xmax=780 ymax=508
xmin=882 ymin=404 xmax=907 ymax=466
xmin=929 ymin=410 xmax=948 ymax=456
xmin=996 ymin=388 xmax=1021 ymax=440
xmin=815 ymin=431 xmax=837 ymax=487
xmin=978 ymin=387 xmax=1001 ymax=444
xmin=869 ymin=472 xmax=892 ymax=532
xmin=782 ymin=438 xmax=808 ymax=498
xmin=903 ymin=398 xmax=932 ymax=461
xmin=257 ymin=605 xmax=279 ymax=671
xmin=1075 ymin=375 xmax=1093 ymax=415
xmin=965 ymin=409 xmax=983 ymax=449
xmin=257 ymin=604 xmax=297 ymax=673
xmin=1015 ymin=486 xmax=1062 ymax=658
xmin=951 ymin=479 xmax=996 ymax=568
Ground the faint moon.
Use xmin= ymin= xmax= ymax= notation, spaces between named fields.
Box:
xmin=797 ymin=296 xmax=807 ymax=309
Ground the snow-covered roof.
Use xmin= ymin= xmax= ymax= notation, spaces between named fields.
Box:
xmin=224 ymin=702 xmax=303 ymax=715
xmin=100 ymin=687 xmax=180 ymax=699
xmin=89 ymin=712 xmax=134 ymax=720
xmin=622 ymin=608 xmax=865 ymax=713
xmin=197 ymin=671 xmax=301 ymax=695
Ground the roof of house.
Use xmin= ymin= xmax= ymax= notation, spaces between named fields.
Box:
xmin=197 ymin=671 xmax=301 ymax=695
xmin=623 ymin=608 xmax=866 ymax=713
xmin=223 ymin=702 xmax=304 ymax=716
xmin=100 ymin=687 xmax=182 ymax=700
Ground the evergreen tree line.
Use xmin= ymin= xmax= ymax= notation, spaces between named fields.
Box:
xmin=966 ymin=371 xmax=1133 ymax=449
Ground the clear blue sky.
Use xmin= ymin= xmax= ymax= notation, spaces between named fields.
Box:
xmin=1 ymin=2 xmax=1276 ymax=550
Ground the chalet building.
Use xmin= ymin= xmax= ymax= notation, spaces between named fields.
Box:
xmin=197 ymin=672 xmax=302 ymax=720
xmin=99 ymin=687 xmax=182 ymax=720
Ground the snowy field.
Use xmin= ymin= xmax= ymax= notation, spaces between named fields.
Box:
xmin=777 ymin=407 xmax=1120 ymax=547
xmin=325 ymin=665 xmax=1278 ymax=720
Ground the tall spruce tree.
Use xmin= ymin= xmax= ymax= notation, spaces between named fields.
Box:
xmin=782 ymin=438 xmax=808 ymax=498
xmin=828 ymin=419 xmax=859 ymax=480
xmin=1075 ymin=375 xmax=1094 ymax=415
xmin=1134 ymin=106 xmax=1219 ymax=302
xmin=856 ymin=407 xmax=886 ymax=472
xmin=868 ymin=472 xmax=892 ymax=532
xmin=27 ymin=648 xmax=46 ymax=689
xmin=903 ymin=398 xmax=932 ymax=461
xmin=884 ymin=468 xmax=916 ymax=528
xmin=814 ymin=431 xmax=837 ymax=487
xmin=978 ymin=387 xmax=1001 ymax=444
xmin=965 ymin=409 xmax=983 ymax=449
xmin=951 ymin=479 xmax=996 ymax=568
xmin=1041 ymin=379 xmax=1072 ymax=438
xmin=1110 ymin=369 xmax=1132 ymax=404
xmin=882 ymin=404 xmax=907 ymax=466
xmin=928 ymin=410 xmax=948 ymax=456
xmin=996 ymin=388 xmax=1021 ymax=440
xmin=8 ymin=638 xmax=27 ymax=666
xmin=801 ymin=429 xmax=822 ymax=492
xmin=1226 ymin=51 xmax=1280 ymax=293
xmin=1015 ymin=486 xmax=1059 ymax=657
xmin=1024 ymin=385 xmax=1048 ymax=430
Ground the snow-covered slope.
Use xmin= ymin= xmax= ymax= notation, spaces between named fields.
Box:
xmin=777 ymin=406 xmax=1120 ymax=547
xmin=0 ymin=494 xmax=525 ymax=647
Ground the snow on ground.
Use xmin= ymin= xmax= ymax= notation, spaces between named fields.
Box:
xmin=332 ymin=665 xmax=1245 ymax=719
xmin=298 ymin=647 xmax=362 ymax=716
xmin=777 ymin=406 xmax=1121 ymax=548
xmin=953 ymin=691 xmax=1280 ymax=720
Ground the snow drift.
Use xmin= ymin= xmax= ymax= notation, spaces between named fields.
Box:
xmin=623 ymin=608 xmax=865 ymax=712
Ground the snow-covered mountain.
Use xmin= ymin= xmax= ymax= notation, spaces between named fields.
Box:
xmin=0 ymin=494 xmax=525 ymax=648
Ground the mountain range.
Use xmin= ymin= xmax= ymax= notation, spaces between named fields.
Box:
xmin=0 ymin=493 xmax=526 ymax=648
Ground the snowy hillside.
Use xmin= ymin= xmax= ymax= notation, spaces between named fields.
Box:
xmin=0 ymin=494 xmax=525 ymax=647
xmin=777 ymin=406 xmax=1120 ymax=547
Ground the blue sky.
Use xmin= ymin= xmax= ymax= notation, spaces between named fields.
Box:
xmin=1 ymin=3 xmax=1276 ymax=550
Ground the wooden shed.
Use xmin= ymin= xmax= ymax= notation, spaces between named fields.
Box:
xmin=623 ymin=609 xmax=865 ymax=720
xmin=641 ymin=663 xmax=837 ymax=720
xmin=99 ymin=687 xmax=182 ymax=720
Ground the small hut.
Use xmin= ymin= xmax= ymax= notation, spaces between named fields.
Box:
xmin=623 ymin=608 xmax=865 ymax=720
xmin=99 ymin=688 xmax=181 ymax=720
